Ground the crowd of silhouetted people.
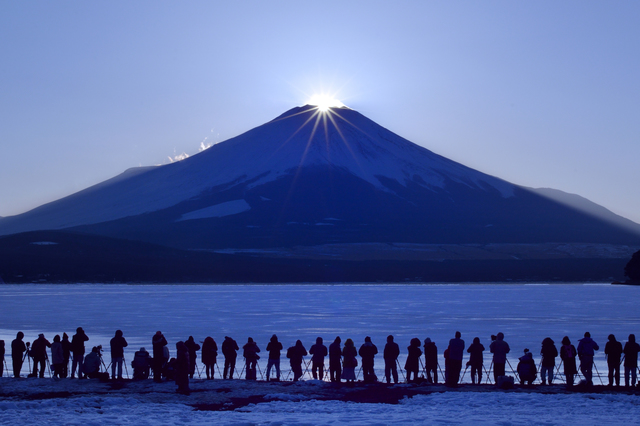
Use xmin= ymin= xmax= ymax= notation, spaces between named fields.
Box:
xmin=2 ymin=329 xmax=640 ymax=394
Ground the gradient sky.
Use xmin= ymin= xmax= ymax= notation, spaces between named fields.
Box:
xmin=1 ymin=1 xmax=639 ymax=223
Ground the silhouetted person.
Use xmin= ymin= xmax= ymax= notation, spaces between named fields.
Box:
xmin=560 ymin=336 xmax=577 ymax=388
xmin=222 ymin=336 xmax=239 ymax=379
xmin=110 ymin=330 xmax=128 ymax=380
xmin=61 ymin=333 xmax=71 ymax=378
xmin=201 ymin=336 xmax=218 ymax=380
xmin=540 ymin=337 xmax=557 ymax=385
xmin=11 ymin=332 xmax=27 ymax=378
xmin=517 ymin=348 xmax=536 ymax=385
xmin=184 ymin=336 xmax=201 ymax=379
xmin=383 ymin=335 xmax=400 ymax=384
xmin=490 ymin=332 xmax=510 ymax=383
xmin=623 ymin=334 xmax=640 ymax=387
xmin=577 ymin=332 xmax=599 ymax=385
xmin=329 ymin=336 xmax=342 ymax=382
xmin=83 ymin=346 xmax=109 ymax=380
xmin=467 ymin=337 xmax=485 ymax=385
xmin=447 ymin=331 xmax=465 ymax=386
xmin=71 ymin=327 xmax=89 ymax=379
xmin=243 ymin=337 xmax=260 ymax=380
xmin=405 ymin=337 xmax=422 ymax=383
xmin=342 ymin=338 xmax=357 ymax=383
xmin=266 ymin=334 xmax=282 ymax=381
xmin=50 ymin=335 xmax=64 ymax=378
xmin=423 ymin=338 xmax=438 ymax=384
xmin=359 ymin=336 xmax=378 ymax=382
xmin=0 ymin=340 xmax=4 ymax=377
xmin=30 ymin=333 xmax=51 ymax=378
xmin=175 ymin=341 xmax=190 ymax=394
xmin=309 ymin=337 xmax=328 ymax=380
xmin=131 ymin=347 xmax=151 ymax=380
xmin=152 ymin=331 xmax=168 ymax=382
xmin=286 ymin=340 xmax=307 ymax=381
xmin=605 ymin=334 xmax=622 ymax=386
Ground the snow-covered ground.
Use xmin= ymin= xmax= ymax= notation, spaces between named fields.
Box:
xmin=1 ymin=283 xmax=639 ymax=424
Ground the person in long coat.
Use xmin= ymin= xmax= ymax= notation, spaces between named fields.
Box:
xmin=560 ymin=336 xmax=577 ymax=388
xmin=342 ymin=338 xmax=357 ymax=383
xmin=201 ymin=336 xmax=218 ymax=380
xmin=405 ymin=337 xmax=422 ymax=383
xmin=50 ymin=335 xmax=65 ymax=378
xmin=175 ymin=341 xmax=190 ymax=394
xmin=540 ymin=337 xmax=558 ymax=385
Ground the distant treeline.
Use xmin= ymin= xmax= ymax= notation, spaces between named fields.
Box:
xmin=0 ymin=230 xmax=629 ymax=284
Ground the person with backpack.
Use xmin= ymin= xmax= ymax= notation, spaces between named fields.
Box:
xmin=383 ymin=335 xmax=400 ymax=384
xmin=110 ymin=330 xmax=128 ymax=380
xmin=131 ymin=347 xmax=151 ymax=380
xmin=517 ymin=348 xmax=537 ymax=386
xmin=423 ymin=338 xmax=438 ymax=384
xmin=329 ymin=336 xmax=342 ymax=382
xmin=71 ymin=327 xmax=89 ymax=379
xmin=243 ymin=337 xmax=260 ymax=380
xmin=222 ymin=336 xmax=239 ymax=379
xmin=560 ymin=336 xmax=577 ymax=388
xmin=309 ymin=337 xmax=328 ymax=381
xmin=467 ymin=337 xmax=485 ymax=385
xmin=286 ymin=340 xmax=307 ymax=382
xmin=577 ymin=332 xmax=599 ymax=385
xmin=11 ymin=332 xmax=27 ymax=378
xmin=605 ymin=334 xmax=623 ymax=387
xmin=201 ymin=336 xmax=218 ymax=380
xmin=405 ymin=337 xmax=422 ymax=383
xmin=359 ymin=336 xmax=379 ymax=382
xmin=540 ymin=337 xmax=558 ymax=385
xmin=623 ymin=334 xmax=640 ymax=387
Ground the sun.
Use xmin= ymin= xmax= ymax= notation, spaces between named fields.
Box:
xmin=307 ymin=94 xmax=345 ymax=112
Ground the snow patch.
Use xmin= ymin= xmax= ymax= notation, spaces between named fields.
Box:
xmin=176 ymin=200 xmax=251 ymax=222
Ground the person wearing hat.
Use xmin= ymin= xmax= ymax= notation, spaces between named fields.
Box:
xmin=423 ymin=338 xmax=438 ymax=384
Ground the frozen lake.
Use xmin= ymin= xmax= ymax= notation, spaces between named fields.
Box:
xmin=1 ymin=283 xmax=638 ymax=383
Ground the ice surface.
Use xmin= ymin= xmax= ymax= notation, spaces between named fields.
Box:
xmin=1 ymin=283 xmax=639 ymax=424
xmin=1 ymin=283 xmax=637 ymax=381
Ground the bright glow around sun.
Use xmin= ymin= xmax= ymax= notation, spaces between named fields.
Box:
xmin=307 ymin=94 xmax=345 ymax=111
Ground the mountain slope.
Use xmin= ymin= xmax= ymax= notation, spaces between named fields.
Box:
xmin=0 ymin=105 xmax=639 ymax=254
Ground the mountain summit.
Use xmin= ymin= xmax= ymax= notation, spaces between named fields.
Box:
xmin=0 ymin=104 xmax=639 ymax=282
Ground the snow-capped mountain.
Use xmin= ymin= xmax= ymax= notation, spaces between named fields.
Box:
xmin=1 ymin=104 xmax=639 ymax=252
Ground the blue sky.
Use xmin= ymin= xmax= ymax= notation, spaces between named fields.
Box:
xmin=1 ymin=1 xmax=639 ymax=223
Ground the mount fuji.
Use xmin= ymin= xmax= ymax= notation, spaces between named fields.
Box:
xmin=1 ymin=105 xmax=639 ymax=282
